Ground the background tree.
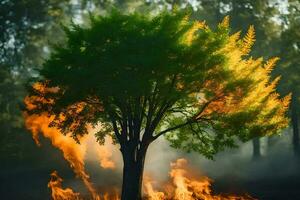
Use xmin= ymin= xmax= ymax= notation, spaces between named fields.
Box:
xmin=25 ymin=11 xmax=289 ymax=200
xmin=275 ymin=0 xmax=300 ymax=156
xmin=0 ymin=0 xmax=71 ymax=161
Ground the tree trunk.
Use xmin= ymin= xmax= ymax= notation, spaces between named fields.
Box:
xmin=121 ymin=144 xmax=148 ymax=200
xmin=291 ymin=95 xmax=299 ymax=156
xmin=252 ymin=138 xmax=261 ymax=159
xmin=267 ymin=135 xmax=276 ymax=152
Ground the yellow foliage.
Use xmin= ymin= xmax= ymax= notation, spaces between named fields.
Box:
xmin=184 ymin=21 xmax=207 ymax=45
xmin=264 ymin=57 xmax=280 ymax=73
xmin=241 ymin=25 xmax=255 ymax=55
xmin=199 ymin=18 xmax=290 ymax=137
xmin=219 ymin=16 xmax=230 ymax=28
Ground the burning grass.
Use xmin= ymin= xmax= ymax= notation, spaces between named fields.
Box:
xmin=47 ymin=158 xmax=256 ymax=200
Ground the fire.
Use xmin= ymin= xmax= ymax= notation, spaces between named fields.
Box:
xmin=143 ymin=176 xmax=165 ymax=200
xmin=24 ymin=113 xmax=100 ymax=200
xmin=24 ymin=84 xmax=256 ymax=200
xmin=24 ymin=112 xmax=256 ymax=200
xmin=24 ymin=83 xmax=117 ymax=199
xmin=48 ymin=171 xmax=121 ymax=200
xmin=48 ymin=171 xmax=82 ymax=200
xmin=24 ymin=112 xmax=119 ymax=199
xmin=144 ymin=158 xmax=256 ymax=200
xmin=101 ymin=192 xmax=120 ymax=200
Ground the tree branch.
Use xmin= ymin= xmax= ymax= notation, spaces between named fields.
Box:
xmin=152 ymin=118 xmax=196 ymax=140
xmin=152 ymin=96 xmax=220 ymax=140
xmin=110 ymin=115 xmax=123 ymax=144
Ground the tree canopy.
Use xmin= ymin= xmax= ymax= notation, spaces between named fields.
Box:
xmin=26 ymin=10 xmax=290 ymax=158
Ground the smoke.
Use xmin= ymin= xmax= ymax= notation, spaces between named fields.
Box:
xmin=183 ymin=128 xmax=300 ymax=181
xmin=85 ymin=125 xmax=122 ymax=171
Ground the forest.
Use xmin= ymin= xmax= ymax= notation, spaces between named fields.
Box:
xmin=1 ymin=0 xmax=300 ymax=200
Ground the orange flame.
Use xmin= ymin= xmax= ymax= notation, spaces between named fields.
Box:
xmin=48 ymin=171 xmax=82 ymax=200
xmin=102 ymin=192 xmax=120 ymax=200
xmin=24 ymin=113 xmax=100 ymax=200
xmin=144 ymin=158 xmax=256 ymax=200
xmin=48 ymin=171 xmax=121 ymax=200
xmin=144 ymin=176 xmax=166 ymax=200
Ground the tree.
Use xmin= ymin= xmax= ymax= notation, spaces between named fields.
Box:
xmin=276 ymin=0 xmax=300 ymax=156
xmin=252 ymin=137 xmax=261 ymax=158
xmin=25 ymin=11 xmax=290 ymax=200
